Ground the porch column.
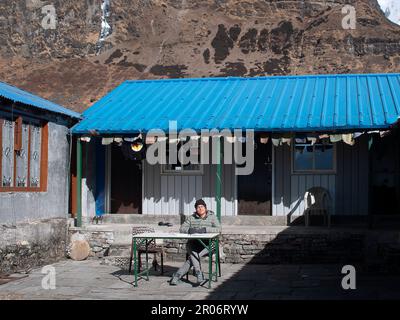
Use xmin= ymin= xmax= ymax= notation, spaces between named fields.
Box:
xmin=215 ymin=136 xmax=222 ymax=222
xmin=76 ymin=137 xmax=82 ymax=227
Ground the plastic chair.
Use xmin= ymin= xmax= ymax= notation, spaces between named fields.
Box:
xmin=128 ymin=226 xmax=164 ymax=274
xmin=304 ymin=187 xmax=332 ymax=227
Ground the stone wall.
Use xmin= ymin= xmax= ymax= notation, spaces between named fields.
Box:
xmin=66 ymin=225 xmax=400 ymax=274
xmin=162 ymin=232 xmax=365 ymax=264
xmin=68 ymin=227 xmax=114 ymax=259
xmin=163 ymin=230 xmax=400 ymax=272
xmin=0 ymin=218 xmax=68 ymax=274
xmin=220 ymin=233 xmax=365 ymax=264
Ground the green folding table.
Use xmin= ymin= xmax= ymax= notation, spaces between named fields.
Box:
xmin=131 ymin=232 xmax=220 ymax=289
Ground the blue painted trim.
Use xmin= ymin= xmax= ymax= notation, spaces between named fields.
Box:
xmin=95 ymin=138 xmax=105 ymax=216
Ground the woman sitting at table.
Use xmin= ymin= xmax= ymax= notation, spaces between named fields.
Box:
xmin=170 ymin=199 xmax=221 ymax=286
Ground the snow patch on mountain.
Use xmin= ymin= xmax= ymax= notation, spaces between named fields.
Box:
xmin=378 ymin=0 xmax=400 ymax=25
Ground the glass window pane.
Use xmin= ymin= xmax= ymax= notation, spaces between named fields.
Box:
xmin=314 ymin=144 xmax=334 ymax=170
xmin=294 ymin=144 xmax=313 ymax=171
xmin=162 ymin=140 xmax=201 ymax=174
xmin=164 ymin=164 xmax=181 ymax=171
xmin=30 ymin=124 xmax=41 ymax=187
xmin=2 ymin=120 xmax=14 ymax=187
xmin=15 ymin=123 xmax=29 ymax=187
xmin=184 ymin=163 xmax=200 ymax=171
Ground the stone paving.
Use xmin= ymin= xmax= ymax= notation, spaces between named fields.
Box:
xmin=0 ymin=259 xmax=400 ymax=300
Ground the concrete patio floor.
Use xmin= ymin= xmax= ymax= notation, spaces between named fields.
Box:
xmin=0 ymin=259 xmax=400 ymax=300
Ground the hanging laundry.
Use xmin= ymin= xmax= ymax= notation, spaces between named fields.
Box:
xmin=271 ymin=138 xmax=282 ymax=147
xmin=260 ymin=133 xmax=269 ymax=144
xmin=114 ymin=137 xmax=123 ymax=143
xmin=342 ymin=133 xmax=355 ymax=146
xmin=329 ymin=134 xmax=342 ymax=143
xmin=294 ymin=134 xmax=306 ymax=144
xmin=353 ymin=132 xmax=364 ymax=139
xmin=281 ymin=133 xmax=293 ymax=146
xmin=368 ymin=136 xmax=374 ymax=150
xmin=271 ymin=133 xmax=282 ymax=146
xmin=80 ymin=136 xmax=91 ymax=142
xmin=101 ymin=137 xmax=113 ymax=145
xmin=319 ymin=134 xmax=329 ymax=139
xmin=226 ymin=136 xmax=236 ymax=143
xmin=306 ymin=136 xmax=317 ymax=145
xmin=169 ymin=138 xmax=180 ymax=144
xmin=295 ymin=138 xmax=306 ymax=144
xmin=260 ymin=136 xmax=269 ymax=144
xmin=380 ymin=130 xmax=391 ymax=138
xmin=89 ymin=129 xmax=99 ymax=136
xmin=145 ymin=135 xmax=156 ymax=144
xmin=190 ymin=135 xmax=201 ymax=141
xmin=125 ymin=134 xmax=143 ymax=142
xmin=320 ymin=138 xmax=330 ymax=145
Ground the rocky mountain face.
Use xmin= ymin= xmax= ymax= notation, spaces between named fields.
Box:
xmin=1 ymin=0 xmax=400 ymax=112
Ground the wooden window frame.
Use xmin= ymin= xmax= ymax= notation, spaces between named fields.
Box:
xmin=0 ymin=116 xmax=48 ymax=192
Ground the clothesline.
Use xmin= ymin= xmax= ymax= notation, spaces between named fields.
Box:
xmin=79 ymin=130 xmax=391 ymax=147
xmin=266 ymin=130 xmax=390 ymax=147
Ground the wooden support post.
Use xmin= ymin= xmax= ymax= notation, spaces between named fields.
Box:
xmin=216 ymin=136 xmax=222 ymax=222
xmin=76 ymin=137 xmax=82 ymax=227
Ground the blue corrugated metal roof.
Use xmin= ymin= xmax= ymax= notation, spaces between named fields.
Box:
xmin=72 ymin=73 xmax=400 ymax=134
xmin=0 ymin=81 xmax=81 ymax=119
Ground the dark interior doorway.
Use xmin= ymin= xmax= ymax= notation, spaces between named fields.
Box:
xmin=369 ymin=129 xmax=400 ymax=215
xmin=237 ymin=137 xmax=272 ymax=215
xmin=110 ymin=144 xmax=142 ymax=214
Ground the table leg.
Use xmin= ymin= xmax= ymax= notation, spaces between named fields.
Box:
xmin=208 ymin=240 xmax=212 ymax=289
xmin=215 ymin=238 xmax=219 ymax=282
xmin=145 ymin=240 xmax=149 ymax=280
xmin=133 ymin=238 xmax=138 ymax=287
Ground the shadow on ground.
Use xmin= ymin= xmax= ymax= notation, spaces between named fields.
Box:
xmin=203 ymin=216 xmax=400 ymax=300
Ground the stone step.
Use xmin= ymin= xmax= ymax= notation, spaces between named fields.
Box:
xmin=90 ymin=214 xmax=375 ymax=227
xmin=100 ymin=214 xmax=183 ymax=225
xmin=99 ymin=214 xmax=287 ymax=226
xmin=84 ymin=223 xmax=179 ymax=245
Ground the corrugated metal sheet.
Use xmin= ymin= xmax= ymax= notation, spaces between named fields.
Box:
xmin=0 ymin=81 xmax=81 ymax=119
xmin=72 ymin=73 xmax=400 ymax=134
xmin=142 ymin=161 xmax=236 ymax=216
xmin=273 ymin=135 xmax=370 ymax=216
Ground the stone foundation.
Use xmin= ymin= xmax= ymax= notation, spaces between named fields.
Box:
xmin=68 ymin=227 xmax=114 ymax=259
xmin=0 ymin=218 xmax=68 ymax=274
xmin=162 ymin=232 xmax=365 ymax=264
xmin=67 ymin=224 xmax=400 ymax=274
